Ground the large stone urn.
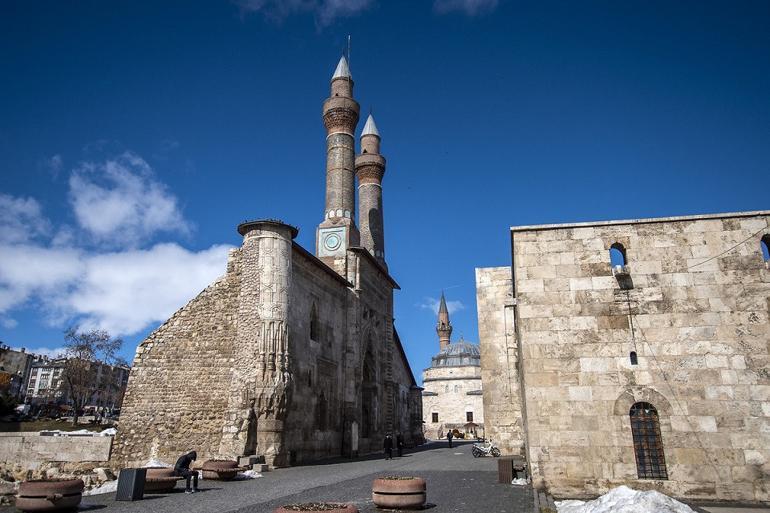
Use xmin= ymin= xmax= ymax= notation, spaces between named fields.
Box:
xmin=200 ymin=460 xmax=244 ymax=481
xmin=15 ymin=479 xmax=84 ymax=512
xmin=372 ymin=476 xmax=427 ymax=509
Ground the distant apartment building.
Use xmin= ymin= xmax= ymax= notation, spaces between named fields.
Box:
xmin=0 ymin=344 xmax=36 ymax=400
xmin=26 ymin=357 xmax=130 ymax=411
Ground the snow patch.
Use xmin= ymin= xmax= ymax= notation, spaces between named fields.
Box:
xmin=39 ymin=428 xmax=116 ymax=436
xmin=83 ymin=480 xmax=118 ymax=496
xmin=144 ymin=458 xmax=172 ymax=468
xmin=511 ymin=478 xmax=528 ymax=486
xmin=233 ymin=470 xmax=263 ymax=480
xmin=556 ymin=486 xmax=696 ymax=513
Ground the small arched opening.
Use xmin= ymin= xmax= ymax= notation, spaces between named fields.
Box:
xmin=610 ymin=243 xmax=627 ymax=267
xmin=761 ymin=235 xmax=770 ymax=265
xmin=310 ymin=304 xmax=320 ymax=342
xmin=316 ymin=391 xmax=328 ymax=431
xmin=630 ymin=402 xmax=668 ymax=479
xmin=361 ymin=342 xmax=377 ymax=439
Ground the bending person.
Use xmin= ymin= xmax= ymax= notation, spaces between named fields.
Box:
xmin=174 ymin=450 xmax=199 ymax=493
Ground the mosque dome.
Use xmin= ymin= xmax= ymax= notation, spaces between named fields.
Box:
xmin=430 ymin=337 xmax=480 ymax=367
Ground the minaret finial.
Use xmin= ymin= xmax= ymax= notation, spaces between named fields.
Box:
xmin=332 ymin=55 xmax=351 ymax=80
xmin=361 ymin=114 xmax=379 ymax=137
xmin=436 ymin=291 xmax=452 ymax=351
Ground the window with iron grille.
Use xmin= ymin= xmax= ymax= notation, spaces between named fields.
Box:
xmin=432 ymin=412 xmax=438 ymax=423
xmin=630 ymin=402 xmax=668 ymax=479
xmin=466 ymin=411 xmax=473 ymax=422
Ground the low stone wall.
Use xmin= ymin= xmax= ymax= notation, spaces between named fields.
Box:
xmin=0 ymin=433 xmax=113 ymax=469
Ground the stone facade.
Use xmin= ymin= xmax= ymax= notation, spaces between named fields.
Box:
xmin=422 ymin=357 xmax=484 ymax=439
xmin=112 ymin=56 xmax=422 ymax=469
xmin=475 ymin=267 xmax=525 ymax=453
xmin=476 ymin=211 xmax=770 ymax=503
xmin=422 ymin=294 xmax=485 ymax=439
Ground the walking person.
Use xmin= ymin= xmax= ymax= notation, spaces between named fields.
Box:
xmin=396 ymin=433 xmax=404 ymax=457
xmin=447 ymin=430 xmax=453 ymax=448
xmin=384 ymin=434 xmax=394 ymax=460
xmin=173 ymin=450 xmax=199 ymax=493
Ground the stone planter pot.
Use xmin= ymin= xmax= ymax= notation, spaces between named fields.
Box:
xmin=15 ymin=479 xmax=84 ymax=512
xmin=143 ymin=467 xmax=182 ymax=493
xmin=200 ymin=459 xmax=245 ymax=481
xmin=274 ymin=504 xmax=358 ymax=513
xmin=372 ymin=476 xmax=426 ymax=509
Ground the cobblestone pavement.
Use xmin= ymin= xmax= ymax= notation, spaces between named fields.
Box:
xmin=4 ymin=441 xmax=532 ymax=513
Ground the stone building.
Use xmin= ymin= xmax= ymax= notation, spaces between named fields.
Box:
xmin=112 ymin=56 xmax=423 ymax=469
xmin=476 ymin=210 xmax=770 ymax=503
xmin=0 ymin=345 xmax=35 ymax=401
xmin=421 ymin=294 xmax=484 ymax=439
xmin=25 ymin=357 xmax=129 ymax=412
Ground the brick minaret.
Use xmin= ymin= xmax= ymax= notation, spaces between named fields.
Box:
xmin=436 ymin=292 xmax=452 ymax=351
xmin=355 ymin=114 xmax=386 ymax=267
xmin=317 ymin=56 xmax=360 ymax=270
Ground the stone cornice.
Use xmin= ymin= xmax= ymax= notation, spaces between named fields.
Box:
xmin=510 ymin=210 xmax=770 ymax=233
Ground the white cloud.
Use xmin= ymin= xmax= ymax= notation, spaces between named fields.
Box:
xmin=68 ymin=152 xmax=191 ymax=247
xmin=0 ymin=244 xmax=83 ymax=312
xmin=434 ymin=0 xmax=498 ymax=15
xmin=64 ymin=243 xmax=231 ymax=335
xmin=12 ymin=346 xmax=66 ymax=359
xmin=0 ymin=194 xmax=50 ymax=244
xmin=1 ymin=317 xmax=18 ymax=329
xmin=0 ymin=241 xmax=230 ymax=336
xmin=236 ymin=0 xmax=372 ymax=26
xmin=0 ymin=152 xmax=233 ymax=337
xmin=417 ymin=296 xmax=465 ymax=315
xmin=50 ymin=155 xmax=63 ymax=169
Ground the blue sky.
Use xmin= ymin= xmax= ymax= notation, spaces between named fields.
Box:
xmin=0 ymin=0 xmax=768 ymax=381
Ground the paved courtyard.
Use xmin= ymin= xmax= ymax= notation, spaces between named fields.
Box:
xmin=7 ymin=441 xmax=532 ymax=513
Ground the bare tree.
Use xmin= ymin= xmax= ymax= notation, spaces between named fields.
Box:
xmin=61 ymin=328 xmax=125 ymax=425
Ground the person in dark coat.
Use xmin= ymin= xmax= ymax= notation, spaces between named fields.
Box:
xmin=447 ymin=430 xmax=453 ymax=448
xmin=383 ymin=434 xmax=394 ymax=460
xmin=173 ymin=450 xmax=199 ymax=493
xmin=396 ymin=433 xmax=404 ymax=457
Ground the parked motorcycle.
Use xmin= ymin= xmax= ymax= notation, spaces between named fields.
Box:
xmin=472 ymin=440 xmax=501 ymax=457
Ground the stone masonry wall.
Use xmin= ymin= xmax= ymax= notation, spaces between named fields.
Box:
xmin=113 ymin=233 xmax=420 ymax=468
xmin=475 ymin=267 xmax=526 ymax=455
xmin=111 ymin=251 xmax=240 ymax=468
xmin=283 ymin=248 xmax=348 ymax=463
xmin=512 ymin=212 xmax=770 ymax=502
xmin=0 ymin=433 xmax=113 ymax=469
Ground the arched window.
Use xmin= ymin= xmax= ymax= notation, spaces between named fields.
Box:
xmin=761 ymin=235 xmax=770 ymax=264
xmin=610 ymin=243 xmax=627 ymax=267
xmin=316 ymin=391 xmax=327 ymax=431
xmin=310 ymin=304 xmax=320 ymax=342
xmin=630 ymin=402 xmax=668 ymax=479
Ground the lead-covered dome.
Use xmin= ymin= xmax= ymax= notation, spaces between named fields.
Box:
xmin=430 ymin=337 xmax=480 ymax=367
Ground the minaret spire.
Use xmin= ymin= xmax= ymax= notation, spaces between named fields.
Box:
xmin=317 ymin=53 xmax=361 ymax=274
xmin=436 ymin=291 xmax=452 ymax=351
xmin=355 ymin=112 xmax=386 ymax=266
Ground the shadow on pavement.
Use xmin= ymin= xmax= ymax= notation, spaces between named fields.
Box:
xmin=294 ymin=440 xmax=475 ymax=467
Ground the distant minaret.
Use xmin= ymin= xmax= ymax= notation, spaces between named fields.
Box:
xmin=317 ymin=55 xmax=361 ymax=270
xmin=436 ymin=292 xmax=452 ymax=351
xmin=355 ymin=114 xmax=387 ymax=267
